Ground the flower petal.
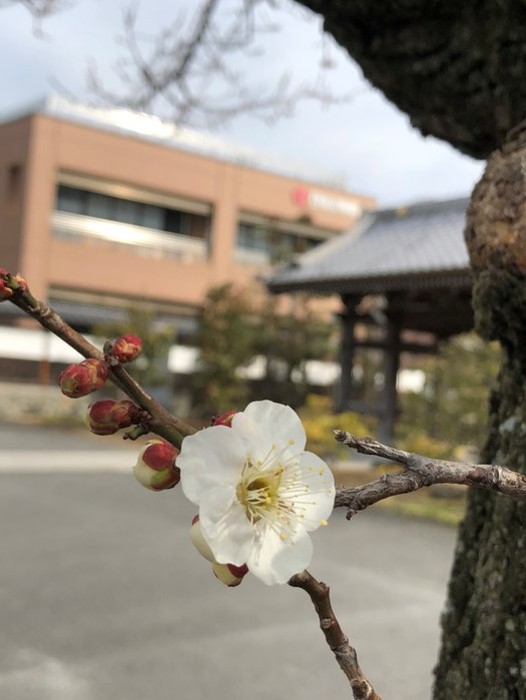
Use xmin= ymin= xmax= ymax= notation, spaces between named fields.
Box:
xmin=199 ymin=487 xmax=254 ymax=566
xmin=247 ymin=525 xmax=313 ymax=585
xmin=288 ymin=452 xmax=336 ymax=531
xmin=178 ymin=426 xmax=246 ymax=505
xmin=232 ymin=400 xmax=306 ymax=464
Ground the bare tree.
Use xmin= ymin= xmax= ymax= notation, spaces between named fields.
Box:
xmin=3 ymin=0 xmax=354 ymax=128
xmin=0 ymin=0 xmax=71 ymax=13
xmin=0 ymin=0 xmax=73 ymax=31
xmin=88 ymin=0 xmax=352 ymax=128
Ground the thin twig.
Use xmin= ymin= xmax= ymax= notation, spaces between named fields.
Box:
xmin=334 ymin=431 xmax=526 ymax=518
xmin=88 ymin=0 xmax=355 ymax=128
xmin=4 ymin=279 xmax=194 ymax=448
xmin=289 ymin=570 xmax=382 ymax=700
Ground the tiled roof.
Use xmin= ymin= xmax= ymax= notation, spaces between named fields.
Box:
xmin=267 ymin=197 xmax=471 ymax=294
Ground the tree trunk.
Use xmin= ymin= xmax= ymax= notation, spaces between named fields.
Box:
xmin=433 ymin=131 xmax=526 ymax=699
xmin=292 ymin=3 xmax=526 ymax=693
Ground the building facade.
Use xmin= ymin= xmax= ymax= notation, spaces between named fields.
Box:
xmin=0 ymin=97 xmax=374 ymax=381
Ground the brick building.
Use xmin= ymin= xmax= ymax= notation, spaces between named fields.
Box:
xmin=0 ymin=97 xmax=374 ymax=382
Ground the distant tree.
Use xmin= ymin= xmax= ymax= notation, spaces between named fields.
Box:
xmin=251 ymin=294 xmax=335 ymax=408
xmin=399 ymin=334 xmax=501 ymax=451
xmin=191 ymin=284 xmax=258 ymax=415
xmin=191 ymin=284 xmax=335 ymax=416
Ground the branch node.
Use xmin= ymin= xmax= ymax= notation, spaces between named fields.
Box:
xmin=320 ymin=617 xmax=333 ymax=630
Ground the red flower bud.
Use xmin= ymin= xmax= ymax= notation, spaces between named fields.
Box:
xmin=226 ymin=563 xmax=249 ymax=579
xmin=212 ymin=410 xmax=237 ymax=427
xmin=212 ymin=562 xmax=248 ymax=587
xmin=0 ymin=280 xmax=13 ymax=301
xmin=140 ymin=440 xmax=178 ymax=471
xmin=0 ymin=269 xmax=27 ymax=301
xmin=149 ymin=468 xmax=180 ymax=491
xmin=0 ymin=268 xmax=12 ymax=301
xmin=58 ymin=358 xmax=109 ymax=398
xmin=133 ymin=439 xmax=180 ymax=491
xmin=110 ymin=334 xmax=143 ymax=363
xmin=87 ymin=399 xmax=139 ymax=435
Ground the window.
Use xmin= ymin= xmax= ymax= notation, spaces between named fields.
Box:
xmin=237 ymin=222 xmax=271 ymax=253
xmin=235 ymin=221 xmax=324 ymax=262
xmin=56 ymin=185 xmax=209 ymax=239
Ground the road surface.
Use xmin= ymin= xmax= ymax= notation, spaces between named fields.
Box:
xmin=0 ymin=423 xmax=458 ymax=700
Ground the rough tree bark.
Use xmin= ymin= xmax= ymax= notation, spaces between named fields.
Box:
xmin=295 ymin=0 xmax=526 ymax=160
xmin=434 ymin=132 xmax=526 ymax=699
xmin=295 ymin=1 xmax=526 ymax=696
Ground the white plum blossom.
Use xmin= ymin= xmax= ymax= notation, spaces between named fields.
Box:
xmin=178 ymin=400 xmax=335 ymax=585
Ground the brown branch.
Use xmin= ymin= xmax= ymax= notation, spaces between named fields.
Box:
xmin=4 ymin=278 xmax=195 ymax=448
xmin=334 ymin=431 xmax=526 ymax=518
xmin=288 ymin=570 xmax=381 ymax=700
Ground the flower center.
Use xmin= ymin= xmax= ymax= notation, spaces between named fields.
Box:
xmin=234 ymin=443 xmax=321 ymax=543
xmin=236 ymin=461 xmax=284 ymax=523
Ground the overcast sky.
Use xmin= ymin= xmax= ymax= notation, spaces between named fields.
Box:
xmin=0 ymin=0 xmax=485 ymax=207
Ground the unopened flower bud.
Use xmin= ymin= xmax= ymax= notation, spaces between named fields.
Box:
xmin=0 ymin=270 xmax=27 ymax=301
xmin=0 ymin=276 xmax=13 ymax=301
xmin=133 ymin=439 xmax=180 ymax=491
xmin=226 ymin=563 xmax=249 ymax=578
xmin=58 ymin=358 xmax=109 ymax=398
xmin=110 ymin=334 xmax=143 ymax=363
xmin=87 ymin=399 xmax=139 ymax=435
xmin=190 ymin=515 xmax=215 ymax=563
xmin=212 ymin=410 xmax=237 ymax=427
xmin=13 ymin=273 xmax=28 ymax=292
xmin=212 ymin=562 xmax=248 ymax=587
xmin=190 ymin=515 xmax=249 ymax=584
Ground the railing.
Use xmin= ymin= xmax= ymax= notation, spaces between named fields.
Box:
xmin=233 ymin=246 xmax=270 ymax=266
xmin=51 ymin=211 xmax=208 ymax=262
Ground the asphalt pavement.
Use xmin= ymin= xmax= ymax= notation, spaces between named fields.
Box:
xmin=0 ymin=423 xmax=458 ymax=700
xmin=0 ymin=422 xmax=139 ymax=473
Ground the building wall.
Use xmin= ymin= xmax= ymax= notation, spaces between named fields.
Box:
xmin=0 ymin=111 xmax=373 ymax=313
xmin=0 ymin=118 xmax=32 ymax=275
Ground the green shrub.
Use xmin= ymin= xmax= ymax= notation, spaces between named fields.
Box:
xmin=299 ymin=395 xmax=374 ymax=460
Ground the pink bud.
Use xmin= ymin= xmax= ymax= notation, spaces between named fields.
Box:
xmin=149 ymin=468 xmax=180 ymax=491
xmin=212 ymin=410 xmax=237 ymax=427
xmin=0 ymin=268 xmax=13 ymax=301
xmin=140 ymin=440 xmax=178 ymax=471
xmin=110 ymin=334 xmax=143 ymax=363
xmin=212 ymin=562 xmax=247 ymax=587
xmin=58 ymin=358 xmax=109 ymax=398
xmin=0 ymin=270 xmax=27 ymax=301
xmin=87 ymin=399 xmax=139 ymax=435
xmin=133 ymin=439 xmax=180 ymax=491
